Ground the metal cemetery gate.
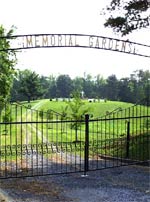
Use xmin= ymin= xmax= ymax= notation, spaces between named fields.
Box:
xmin=0 ymin=101 xmax=149 ymax=178
xmin=0 ymin=33 xmax=150 ymax=178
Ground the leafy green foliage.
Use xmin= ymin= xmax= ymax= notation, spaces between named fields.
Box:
xmin=103 ymin=0 xmax=150 ymax=35
xmin=18 ymin=69 xmax=45 ymax=102
xmin=46 ymin=109 xmax=53 ymax=120
xmin=0 ymin=25 xmax=17 ymax=110
xmin=56 ymin=74 xmax=73 ymax=98
xmin=67 ymin=91 xmax=89 ymax=119
xmin=2 ymin=105 xmax=12 ymax=123
xmin=66 ymin=91 xmax=90 ymax=141
xmin=11 ymin=69 xmax=150 ymax=105
xmin=60 ymin=105 xmax=68 ymax=120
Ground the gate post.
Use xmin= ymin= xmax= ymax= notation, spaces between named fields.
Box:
xmin=84 ymin=114 xmax=89 ymax=176
xmin=126 ymin=121 xmax=130 ymax=159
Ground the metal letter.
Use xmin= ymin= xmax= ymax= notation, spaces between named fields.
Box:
xmin=68 ymin=35 xmax=73 ymax=46
xmin=42 ymin=35 xmax=49 ymax=46
xmin=95 ymin=37 xmax=99 ymax=48
xmin=115 ymin=40 xmax=120 ymax=51
xmin=58 ymin=35 xmax=62 ymax=46
xmin=108 ymin=39 xmax=113 ymax=50
xmin=51 ymin=35 xmax=56 ymax=46
xmin=89 ymin=36 xmax=94 ymax=47
xmin=121 ymin=41 xmax=126 ymax=52
xmin=35 ymin=35 xmax=40 ymax=47
xmin=102 ymin=38 xmax=106 ymax=49
xmin=75 ymin=35 xmax=79 ymax=46
xmin=26 ymin=35 xmax=33 ymax=47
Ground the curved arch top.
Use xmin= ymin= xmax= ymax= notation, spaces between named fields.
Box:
xmin=0 ymin=33 xmax=150 ymax=58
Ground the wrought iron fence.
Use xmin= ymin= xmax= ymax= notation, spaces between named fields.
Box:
xmin=0 ymin=101 xmax=149 ymax=179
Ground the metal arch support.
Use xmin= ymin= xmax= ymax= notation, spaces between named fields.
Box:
xmin=0 ymin=33 xmax=150 ymax=58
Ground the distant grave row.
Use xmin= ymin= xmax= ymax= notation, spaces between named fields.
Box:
xmin=50 ymin=98 xmax=106 ymax=102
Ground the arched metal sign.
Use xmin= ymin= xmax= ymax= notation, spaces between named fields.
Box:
xmin=0 ymin=33 xmax=150 ymax=58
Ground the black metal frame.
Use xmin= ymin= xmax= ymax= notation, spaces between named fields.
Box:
xmin=0 ymin=34 xmax=150 ymax=58
xmin=0 ymin=101 xmax=149 ymax=179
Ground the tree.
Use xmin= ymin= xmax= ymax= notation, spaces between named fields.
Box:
xmin=105 ymin=75 xmax=119 ymax=101
xmin=103 ymin=0 xmax=150 ymax=35
xmin=19 ymin=69 xmax=44 ymax=103
xmin=73 ymin=76 xmax=84 ymax=95
xmin=83 ymin=73 xmax=95 ymax=98
xmin=118 ymin=78 xmax=132 ymax=102
xmin=129 ymin=69 xmax=150 ymax=104
xmin=67 ymin=91 xmax=89 ymax=142
xmin=39 ymin=76 xmax=49 ymax=98
xmin=136 ymin=70 xmax=150 ymax=104
xmin=0 ymin=25 xmax=17 ymax=110
xmin=117 ymin=70 xmax=150 ymax=104
xmin=47 ymin=75 xmax=57 ymax=99
xmin=95 ymin=74 xmax=107 ymax=99
xmin=56 ymin=74 xmax=73 ymax=98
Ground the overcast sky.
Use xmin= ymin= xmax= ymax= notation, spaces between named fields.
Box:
xmin=1 ymin=0 xmax=150 ymax=78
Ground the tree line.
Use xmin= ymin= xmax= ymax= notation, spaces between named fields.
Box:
xmin=11 ymin=69 xmax=150 ymax=105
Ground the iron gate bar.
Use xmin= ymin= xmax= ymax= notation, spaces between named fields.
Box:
xmin=84 ymin=114 xmax=89 ymax=175
xmin=0 ymin=99 xmax=149 ymax=178
xmin=0 ymin=115 xmax=149 ymax=125
xmin=126 ymin=121 xmax=130 ymax=159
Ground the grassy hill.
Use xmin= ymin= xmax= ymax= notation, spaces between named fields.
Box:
xmin=36 ymin=99 xmax=133 ymax=118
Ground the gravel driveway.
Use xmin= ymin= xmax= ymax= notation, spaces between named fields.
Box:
xmin=0 ymin=164 xmax=149 ymax=202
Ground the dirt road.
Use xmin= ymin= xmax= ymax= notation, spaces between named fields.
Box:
xmin=0 ymin=164 xmax=149 ymax=202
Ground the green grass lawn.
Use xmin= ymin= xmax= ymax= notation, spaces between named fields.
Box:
xmin=0 ymin=99 xmax=149 ymax=162
xmin=37 ymin=99 xmax=134 ymax=118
